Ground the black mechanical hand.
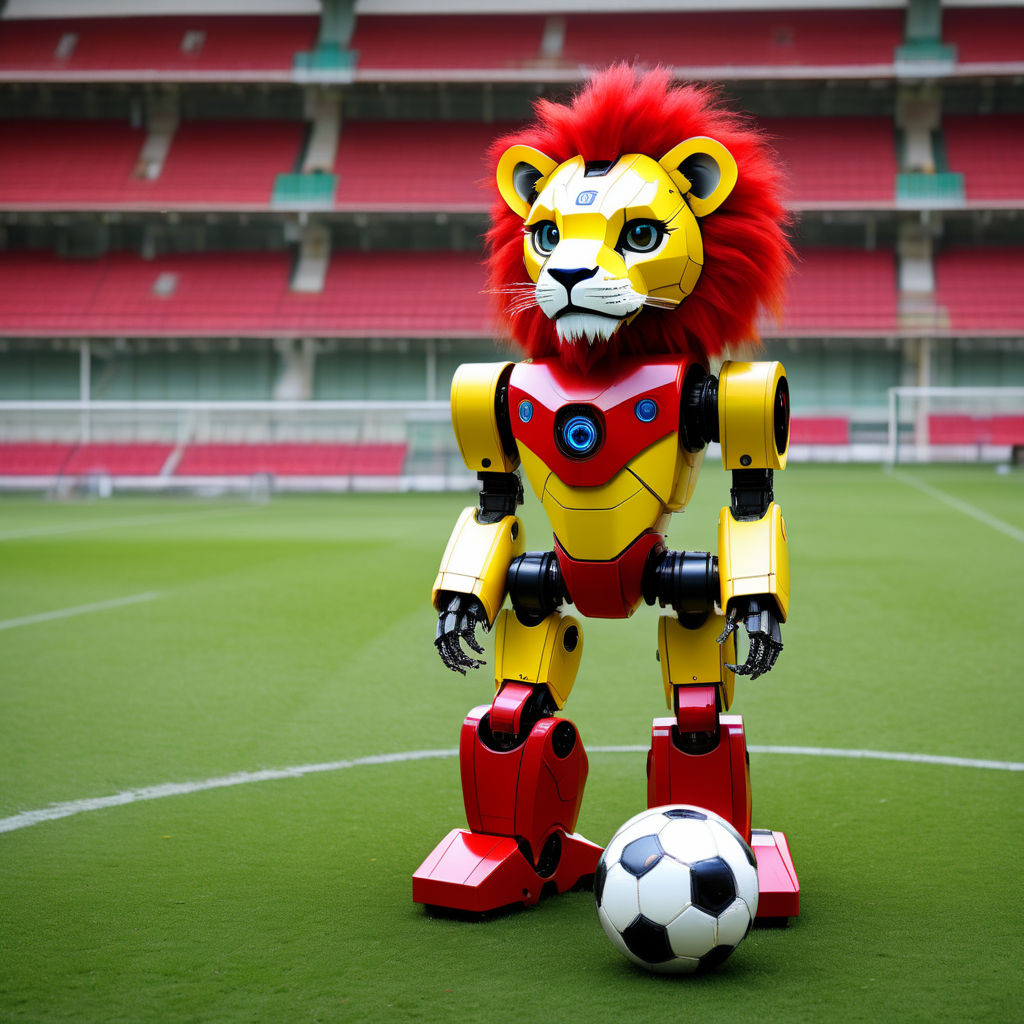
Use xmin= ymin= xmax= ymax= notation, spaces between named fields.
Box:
xmin=434 ymin=594 xmax=490 ymax=675
xmin=717 ymin=597 xmax=783 ymax=680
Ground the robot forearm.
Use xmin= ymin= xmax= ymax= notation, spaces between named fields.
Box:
xmin=717 ymin=500 xmax=790 ymax=623
xmin=432 ymin=502 xmax=525 ymax=625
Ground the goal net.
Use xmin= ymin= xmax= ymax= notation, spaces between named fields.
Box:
xmin=886 ymin=386 xmax=1024 ymax=465
xmin=0 ymin=400 xmax=469 ymax=494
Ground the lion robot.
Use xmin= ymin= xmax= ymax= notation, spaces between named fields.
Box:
xmin=413 ymin=67 xmax=799 ymax=919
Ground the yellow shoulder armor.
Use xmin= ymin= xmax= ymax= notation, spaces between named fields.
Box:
xmin=718 ymin=360 xmax=790 ymax=471
xmin=450 ymin=362 xmax=520 ymax=474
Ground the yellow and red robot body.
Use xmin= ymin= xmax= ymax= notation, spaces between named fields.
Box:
xmin=413 ymin=356 xmax=799 ymax=917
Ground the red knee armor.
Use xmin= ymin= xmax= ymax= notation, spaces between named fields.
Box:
xmin=413 ymin=701 xmax=602 ymax=913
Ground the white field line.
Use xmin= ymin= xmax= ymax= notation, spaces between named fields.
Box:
xmin=1 ymin=744 xmax=1020 ymax=836
xmin=890 ymin=470 xmax=1024 ymax=544
xmin=0 ymin=505 xmax=253 ymax=542
xmin=0 ymin=591 xmax=161 ymax=632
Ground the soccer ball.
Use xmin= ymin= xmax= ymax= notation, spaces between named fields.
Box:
xmin=594 ymin=805 xmax=759 ymax=974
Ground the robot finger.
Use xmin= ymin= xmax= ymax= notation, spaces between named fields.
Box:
xmin=434 ymin=634 xmax=467 ymax=674
xmin=745 ymin=634 xmax=768 ymax=678
xmin=461 ymin=626 xmax=486 ymax=656
xmin=716 ymin=612 xmax=739 ymax=646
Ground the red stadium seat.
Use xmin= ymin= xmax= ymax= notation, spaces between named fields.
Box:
xmin=775 ymin=248 xmax=899 ymax=334
xmin=0 ymin=443 xmax=75 ymax=475
xmin=934 ymin=247 xmax=1024 ymax=331
xmin=928 ymin=416 xmax=993 ymax=445
xmin=789 ymin=417 xmax=850 ymax=445
xmin=0 ymin=16 xmax=317 ymax=77
xmin=943 ymin=7 xmax=1024 ymax=66
xmin=334 ymin=121 xmax=515 ymax=210
xmin=944 ymin=116 xmax=1024 ymax=202
xmin=766 ymin=117 xmax=896 ymax=204
xmin=561 ymin=10 xmax=902 ymax=70
xmin=0 ymin=119 xmax=303 ymax=207
xmin=0 ymin=247 xmax=909 ymax=339
xmin=175 ymin=443 xmax=407 ymax=476
xmin=62 ymin=443 xmax=173 ymax=476
xmin=351 ymin=15 xmax=547 ymax=73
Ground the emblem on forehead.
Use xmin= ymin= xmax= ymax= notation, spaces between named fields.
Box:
xmin=576 ymin=190 xmax=598 ymax=206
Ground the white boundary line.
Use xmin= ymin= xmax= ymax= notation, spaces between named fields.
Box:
xmin=1 ymin=744 xmax=1020 ymax=836
xmin=890 ymin=470 xmax=1024 ymax=544
xmin=0 ymin=591 xmax=161 ymax=632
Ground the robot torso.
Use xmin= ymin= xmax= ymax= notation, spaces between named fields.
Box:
xmin=506 ymin=356 xmax=705 ymax=616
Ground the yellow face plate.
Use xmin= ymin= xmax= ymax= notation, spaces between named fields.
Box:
xmin=522 ymin=154 xmax=707 ymax=311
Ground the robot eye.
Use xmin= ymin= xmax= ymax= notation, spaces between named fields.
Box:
xmin=618 ymin=219 xmax=665 ymax=254
xmin=531 ymin=221 xmax=560 ymax=255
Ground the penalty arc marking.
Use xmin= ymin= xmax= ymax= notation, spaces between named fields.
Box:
xmin=0 ymin=745 xmax=1020 ymax=836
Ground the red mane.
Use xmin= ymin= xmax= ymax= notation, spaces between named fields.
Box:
xmin=484 ymin=65 xmax=793 ymax=371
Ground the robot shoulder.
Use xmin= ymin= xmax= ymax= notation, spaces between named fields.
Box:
xmin=450 ymin=361 xmax=520 ymax=474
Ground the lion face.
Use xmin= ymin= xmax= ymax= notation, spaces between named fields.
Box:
xmin=496 ymin=137 xmax=738 ymax=352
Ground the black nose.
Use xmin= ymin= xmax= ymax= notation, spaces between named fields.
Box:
xmin=547 ymin=266 xmax=599 ymax=293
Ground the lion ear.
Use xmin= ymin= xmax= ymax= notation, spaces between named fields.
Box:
xmin=496 ymin=145 xmax=559 ymax=219
xmin=659 ymin=136 xmax=738 ymax=218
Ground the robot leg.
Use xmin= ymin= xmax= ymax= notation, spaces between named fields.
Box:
xmin=413 ymin=610 xmax=602 ymax=913
xmin=647 ymin=613 xmax=799 ymax=918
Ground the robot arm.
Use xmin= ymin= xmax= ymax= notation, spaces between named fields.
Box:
xmin=715 ymin=361 xmax=791 ymax=680
xmin=433 ymin=363 xmax=524 ymax=674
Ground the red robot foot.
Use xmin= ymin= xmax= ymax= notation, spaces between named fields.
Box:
xmin=413 ymin=686 xmax=602 ymax=913
xmin=647 ymin=615 xmax=799 ymax=918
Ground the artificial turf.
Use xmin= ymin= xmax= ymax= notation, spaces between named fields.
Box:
xmin=1 ymin=464 xmax=1022 ymax=1022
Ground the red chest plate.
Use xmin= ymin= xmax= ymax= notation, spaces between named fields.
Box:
xmin=507 ymin=356 xmax=693 ymax=487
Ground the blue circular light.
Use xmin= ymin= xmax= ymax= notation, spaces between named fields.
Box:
xmin=518 ymin=400 xmax=534 ymax=423
xmin=635 ymin=398 xmax=658 ymax=423
xmin=562 ymin=414 xmax=599 ymax=455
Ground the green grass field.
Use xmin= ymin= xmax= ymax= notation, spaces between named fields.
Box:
xmin=1 ymin=464 xmax=1022 ymax=1023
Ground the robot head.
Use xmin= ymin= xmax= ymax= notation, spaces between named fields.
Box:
xmin=496 ymin=139 xmax=737 ymax=350
xmin=485 ymin=66 xmax=792 ymax=372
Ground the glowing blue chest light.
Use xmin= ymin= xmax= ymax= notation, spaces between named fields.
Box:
xmin=561 ymin=413 xmax=600 ymax=456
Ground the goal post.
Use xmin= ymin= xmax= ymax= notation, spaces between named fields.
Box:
xmin=886 ymin=386 xmax=1024 ymax=465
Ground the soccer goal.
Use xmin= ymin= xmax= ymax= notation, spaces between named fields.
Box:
xmin=0 ymin=400 xmax=467 ymax=493
xmin=886 ymin=386 xmax=1024 ymax=465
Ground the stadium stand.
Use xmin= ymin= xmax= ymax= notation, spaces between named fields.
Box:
xmin=0 ymin=15 xmax=317 ymax=80
xmin=0 ymin=249 xmax=491 ymax=337
xmin=333 ymin=120 xmax=512 ymax=211
xmin=0 ymin=246 xmax=913 ymax=340
xmin=775 ymin=248 xmax=899 ymax=335
xmin=174 ymin=442 xmax=407 ymax=477
xmin=928 ymin=415 xmax=1024 ymax=446
xmin=0 ymin=442 xmax=75 ymax=476
xmin=349 ymin=14 xmax=549 ymax=77
xmin=0 ymin=119 xmax=305 ymax=208
xmin=350 ymin=8 xmax=904 ymax=79
xmin=933 ymin=247 xmax=1024 ymax=332
xmin=559 ymin=9 xmax=904 ymax=72
xmin=0 ymin=120 xmax=145 ymax=206
xmin=0 ymin=115 xmax=901 ymax=212
xmin=943 ymin=115 xmax=1024 ymax=203
xmin=61 ymin=442 xmax=174 ymax=476
xmin=943 ymin=6 xmax=1024 ymax=67
xmin=766 ymin=117 xmax=897 ymax=206
xmin=0 ymin=441 xmax=407 ymax=479
xmin=789 ymin=417 xmax=850 ymax=446
xmin=1 ymin=0 xmax=1022 ymax=480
